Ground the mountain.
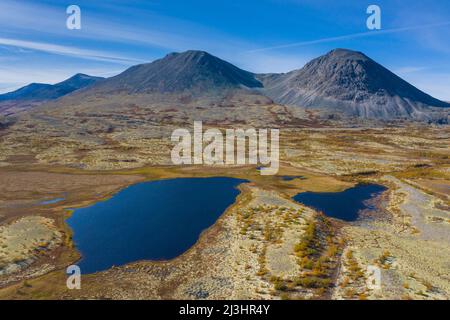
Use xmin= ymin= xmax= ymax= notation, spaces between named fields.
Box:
xmin=83 ymin=50 xmax=262 ymax=95
xmin=0 ymin=73 xmax=104 ymax=102
xmin=6 ymin=49 xmax=448 ymax=122
xmin=259 ymin=49 xmax=449 ymax=120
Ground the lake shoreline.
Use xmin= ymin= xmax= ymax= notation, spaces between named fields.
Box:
xmin=292 ymin=183 xmax=388 ymax=222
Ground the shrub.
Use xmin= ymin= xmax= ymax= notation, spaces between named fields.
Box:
xmin=274 ymin=282 xmax=288 ymax=291
xmin=295 ymin=276 xmax=331 ymax=289
xmin=344 ymin=288 xmax=356 ymax=298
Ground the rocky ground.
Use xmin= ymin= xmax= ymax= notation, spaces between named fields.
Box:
xmin=0 ymin=216 xmax=61 ymax=277
xmin=334 ymin=175 xmax=450 ymax=300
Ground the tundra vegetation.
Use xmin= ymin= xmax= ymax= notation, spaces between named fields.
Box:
xmin=0 ymin=102 xmax=448 ymax=300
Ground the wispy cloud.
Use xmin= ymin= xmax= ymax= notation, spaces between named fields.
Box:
xmin=394 ymin=66 xmax=428 ymax=74
xmin=0 ymin=0 xmax=253 ymax=55
xmin=0 ymin=37 xmax=144 ymax=64
xmin=245 ymin=21 xmax=450 ymax=53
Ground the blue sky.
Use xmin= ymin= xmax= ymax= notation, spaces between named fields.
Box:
xmin=0 ymin=0 xmax=449 ymax=99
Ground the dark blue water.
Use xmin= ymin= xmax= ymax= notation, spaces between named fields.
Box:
xmin=292 ymin=184 xmax=386 ymax=221
xmin=280 ymin=175 xmax=306 ymax=181
xmin=67 ymin=177 xmax=246 ymax=274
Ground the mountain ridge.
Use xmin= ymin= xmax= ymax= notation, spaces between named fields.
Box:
xmin=0 ymin=73 xmax=104 ymax=101
xmin=3 ymin=49 xmax=449 ymax=122
xmin=84 ymin=50 xmax=262 ymax=95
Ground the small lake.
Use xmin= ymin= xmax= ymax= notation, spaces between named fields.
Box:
xmin=40 ymin=197 xmax=65 ymax=205
xmin=280 ymin=175 xmax=306 ymax=181
xmin=67 ymin=177 xmax=246 ymax=274
xmin=292 ymin=184 xmax=386 ymax=221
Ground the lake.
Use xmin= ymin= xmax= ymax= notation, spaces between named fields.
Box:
xmin=40 ymin=197 xmax=65 ymax=205
xmin=292 ymin=183 xmax=386 ymax=221
xmin=280 ymin=175 xmax=306 ymax=181
xmin=66 ymin=177 xmax=246 ymax=274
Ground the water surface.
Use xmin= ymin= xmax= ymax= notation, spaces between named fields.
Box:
xmin=40 ymin=197 xmax=65 ymax=205
xmin=67 ymin=177 xmax=246 ymax=274
xmin=280 ymin=175 xmax=306 ymax=181
xmin=293 ymin=184 xmax=386 ymax=221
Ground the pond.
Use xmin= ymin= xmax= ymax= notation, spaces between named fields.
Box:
xmin=40 ymin=197 xmax=65 ymax=205
xmin=280 ymin=175 xmax=306 ymax=181
xmin=66 ymin=177 xmax=246 ymax=274
xmin=292 ymin=184 xmax=386 ymax=221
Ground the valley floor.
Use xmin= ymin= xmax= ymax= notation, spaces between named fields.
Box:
xmin=0 ymin=125 xmax=448 ymax=300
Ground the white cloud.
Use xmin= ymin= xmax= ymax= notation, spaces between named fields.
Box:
xmin=0 ymin=37 xmax=144 ymax=64
xmin=401 ymin=72 xmax=450 ymax=101
xmin=0 ymin=0 xmax=254 ymax=55
xmin=245 ymin=21 xmax=450 ymax=53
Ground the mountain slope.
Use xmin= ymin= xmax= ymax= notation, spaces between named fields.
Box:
xmin=84 ymin=50 xmax=262 ymax=95
xmin=259 ymin=49 xmax=449 ymax=120
xmin=0 ymin=73 xmax=103 ymax=101
xmin=8 ymin=49 xmax=448 ymax=123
